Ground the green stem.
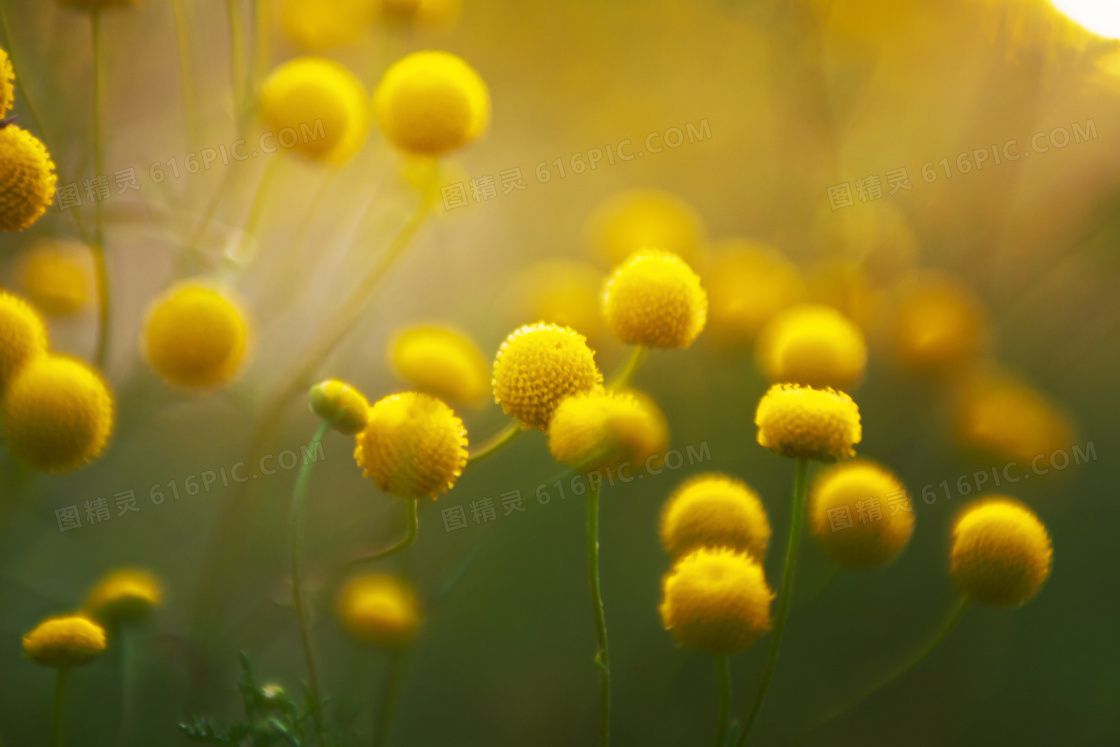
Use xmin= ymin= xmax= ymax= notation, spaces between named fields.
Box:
xmin=466 ymin=421 xmax=523 ymax=466
xmin=118 ymin=626 xmax=136 ymax=746
xmin=715 ymin=655 xmax=731 ymax=747
xmin=736 ymin=457 xmax=809 ymax=746
xmin=345 ymin=499 xmax=419 ymax=569
xmin=607 ymin=345 xmax=646 ymax=389
xmin=52 ymin=667 xmax=67 ymax=747
xmin=372 ymin=648 xmax=409 ymax=747
xmin=289 ymin=420 xmax=332 ymax=747
xmin=90 ymin=9 xmax=111 ymax=370
xmin=586 ymin=480 xmax=610 ymax=746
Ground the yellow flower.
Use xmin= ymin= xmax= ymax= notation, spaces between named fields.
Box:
xmin=259 ymin=57 xmax=369 ymax=163
xmin=0 ymin=290 xmax=48 ymax=390
xmin=893 ymin=271 xmax=987 ymax=375
xmin=659 ymin=548 xmax=772 ymax=655
xmin=309 ymin=379 xmax=370 ymax=435
xmin=374 ymin=51 xmax=490 ymax=156
xmin=660 ymin=473 xmax=771 ymax=562
xmin=548 ymin=389 xmax=667 ymax=471
xmin=1 ymin=354 xmax=114 ymax=473
xmin=336 ymin=573 xmax=421 ymax=647
xmin=280 ymin=0 xmax=374 ymax=50
xmin=0 ymin=45 xmax=13 ymax=117
xmin=354 ymin=392 xmax=468 ymax=499
xmin=85 ymin=568 xmax=162 ymax=626
xmin=755 ymin=304 xmax=867 ymax=392
xmin=809 ymin=460 xmax=913 ymax=568
xmin=492 ymin=322 xmax=603 ymax=431
xmin=950 ymin=497 xmax=1052 ymax=607
xmin=502 ymin=259 xmax=609 ymax=349
xmin=0 ymin=124 xmax=57 ymax=232
xmin=142 ymin=282 xmax=250 ymax=390
xmin=703 ymin=239 xmax=806 ymax=348
xmin=22 ymin=615 xmax=107 ymax=668
xmin=18 ymin=241 xmax=90 ymax=316
xmin=755 ymin=383 xmax=861 ymax=461
xmin=602 ymin=250 xmax=707 ymax=349
xmin=390 ymin=325 xmax=489 ymax=405
xmin=585 ymin=189 xmax=706 ymax=267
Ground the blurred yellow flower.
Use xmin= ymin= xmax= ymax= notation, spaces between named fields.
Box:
xmin=951 ymin=497 xmax=1052 ymax=607
xmin=755 ymin=304 xmax=867 ymax=392
xmin=281 ymin=0 xmax=374 ymax=50
xmin=336 ymin=573 xmax=422 ymax=647
xmin=602 ymin=249 xmax=707 ymax=349
xmin=585 ymin=189 xmax=705 ymax=267
xmin=85 ymin=568 xmax=162 ymax=626
xmin=22 ymin=615 xmax=107 ymax=668
xmin=18 ymin=241 xmax=91 ymax=316
xmin=703 ymin=239 xmax=806 ymax=348
xmin=0 ymin=290 xmax=48 ymax=390
xmin=309 ymin=379 xmax=370 ymax=435
xmin=0 ymin=45 xmax=13 ymax=116
xmin=809 ymin=460 xmax=913 ymax=568
xmin=893 ymin=271 xmax=987 ymax=376
xmin=548 ymin=389 xmax=666 ymax=471
xmin=390 ymin=325 xmax=489 ymax=405
xmin=376 ymin=0 xmax=462 ymax=30
xmin=755 ymin=383 xmax=861 ymax=462
xmin=660 ymin=473 xmax=771 ymax=562
xmin=0 ymin=124 xmax=57 ymax=232
xmin=501 ymin=259 xmax=609 ymax=349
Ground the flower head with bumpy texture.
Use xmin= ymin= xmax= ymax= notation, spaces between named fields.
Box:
xmin=260 ymin=57 xmax=369 ymax=163
xmin=85 ymin=568 xmax=162 ymax=626
xmin=704 ymin=240 xmax=806 ymax=348
xmin=951 ymin=497 xmax=1052 ymax=607
xmin=22 ymin=615 xmax=107 ymax=668
xmin=309 ymin=379 xmax=370 ymax=435
xmin=354 ymin=392 xmax=467 ymax=499
xmin=0 ymin=45 xmax=13 ymax=117
xmin=602 ymin=250 xmax=707 ymax=349
xmin=755 ymin=383 xmax=861 ymax=461
xmin=586 ymin=189 xmax=705 ymax=267
xmin=660 ymin=473 xmax=770 ymax=562
xmin=548 ymin=389 xmax=666 ymax=471
xmin=336 ymin=573 xmax=422 ymax=647
xmin=809 ymin=460 xmax=913 ymax=568
xmin=19 ymin=242 xmax=90 ymax=316
xmin=0 ymin=124 xmax=57 ymax=232
xmin=660 ymin=548 xmax=772 ymax=655
xmin=492 ymin=323 xmax=603 ymax=431
xmin=756 ymin=304 xmax=866 ymax=392
xmin=391 ymin=325 xmax=489 ymax=405
xmin=1 ymin=354 xmax=114 ymax=473
xmin=143 ymin=282 xmax=249 ymax=390
xmin=0 ymin=290 xmax=48 ymax=390
xmin=374 ymin=51 xmax=489 ymax=156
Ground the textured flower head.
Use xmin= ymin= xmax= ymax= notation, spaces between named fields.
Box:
xmin=18 ymin=241 xmax=90 ymax=316
xmin=894 ymin=271 xmax=987 ymax=375
xmin=85 ymin=568 xmax=162 ymax=626
xmin=951 ymin=497 xmax=1052 ymax=607
xmin=22 ymin=615 xmax=107 ymax=668
xmin=374 ymin=51 xmax=489 ymax=156
xmin=659 ymin=548 xmax=773 ymax=655
xmin=585 ymin=189 xmax=705 ymax=267
xmin=259 ymin=57 xmax=369 ymax=162
xmin=336 ymin=572 xmax=422 ymax=647
xmin=809 ymin=460 xmax=913 ymax=568
xmin=142 ymin=282 xmax=250 ymax=390
xmin=390 ymin=325 xmax=489 ymax=405
xmin=703 ymin=239 xmax=806 ymax=348
xmin=492 ymin=322 xmax=603 ymax=431
xmin=354 ymin=392 xmax=468 ymax=499
xmin=309 ymin=379 xmax=370 ymax=435
xmin=0 ymin=124 xmax=57 ymax=232
xmin=0 ymin=45 xmax=13 ymax=117
xmin=755 ymin=304 xmax=866 ymax=392
xmin=548 ymin=389 xmax=667 ymax=472
xmin=602 ymin=250 xmax=707 ymax=349
xmin=660 ymin=473 xmax=771 ymax=562
xmin=1 ymin=354 xmax=114 ymax=473
xmin=0 ymin=290 xmax=48 ymax=390
xmin=755 ymin=383 xmax=861 ymax=461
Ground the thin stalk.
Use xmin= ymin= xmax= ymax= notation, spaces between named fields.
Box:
xmin=90 ymin=9 xmax=111 ymax=369
xmin=607 ymin=345 xmax=646 ymax=389
xmin=466 ymin=421 xmax=523 ymax=466
xmin=52 ymin=668 xmax=68 ymax=747
xmin=714 ymin=655 xmax=731 ymax=747
xmin=736 ymin=457 xmax=809 ymax=746
xmin=222 ymin=156 xmax=280 ymax=279
xmin=118 ymin=626 xmax=136 ymax=746
xmin=170 ymin=0 xmax=199 ymax=149
xmin=372 ymin=648 xmax=409 ymax=747
xmin=344 ymin=499 xmax=419 ymax=569
xmin=226 ymin=0 xmax=246 ymax=114
xmin=586 ymin=480 xmax=610 ymax=746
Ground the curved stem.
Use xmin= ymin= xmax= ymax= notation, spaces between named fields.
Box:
xmin=586 ymin=480 xmax=610 ymax=746
xmin=737 ymin=457 xmax=809 ymax=746
xmin=289 ymin=420 xmax=332 ymax=747
xmin=607 ymin=345 xmax=646 ymax=389
xmin=372 ymin=648 xmax=409 ymax=747
xmin=345 ymin=499 xmax=419 ymax=569
xmin=714 ymin=655 xmax=731 ymax=747
xmin=90 ymin=9 xmax=111 ymax=370
xmin=466 ymin=421 xmax=523 ymax=466
xmin=52 ymin=667 xmax=67 ymax=747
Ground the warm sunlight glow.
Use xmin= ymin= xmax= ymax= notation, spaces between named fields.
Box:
xmin=1051 ymin=0 xmax=1120 ymax=39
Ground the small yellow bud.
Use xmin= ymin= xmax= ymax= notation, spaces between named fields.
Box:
xmin=309 ymin=379 xmax=370 ymax=435
xmin=336 ymin=573 xmax=422 ymax=647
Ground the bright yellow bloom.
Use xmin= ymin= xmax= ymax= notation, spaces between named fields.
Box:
xmin=309 ymin=379 xmax=370 ymax=435
xmin=0 ymin=45 xmax=13 ymax=117
xmin=756 ymin=304 xmax=867 ymax=392
xmin=142 ymin=282 xmax=250 ymax=390
xmin=354 ymin=392 xmax=468 ymax=499
xmin=18 ymin=242 xmax=90 ymax=316
xmin=492 ymin=323 xmax=603 ymax=431
xmin=390 ymin=325 xmax=489 ymax=405
xmin=548 ymin=389 xmax=666 ymax=471
xmin=502 ymin=259 xmax=609 ymax=349
xmin=585 ymin=189 xmax=705 ymax=267
xmin=894 ymin=271 xmax=987 ymax=375
xmin=660 ymin=548 xmax=772 ymax=655
xmin=259 ymin=57 xmax=369 ymax=163
xmin=1 ymin=354 xmax=114 ymax=473
xmin=0 ymin=124 xmax=57 ymax=232
xmin=660 ymin=473 xmax=771 ymax=562
xmin=336 ymin=573 xmax=422 ymax=647
xmin=703 ymin=239 xmax=806 ymax=348
xmin=22 ymin=615 xmax=107 ymax=668
xmin=602 ymin=250 xmax=707 ymax=349
xmin=0 ymin=290 xmax=48 ymax=390
xmin=755 ymin=383 xmax=861 ymax=461
xmin=281 ymin=0 xmax=374 ymax=50
xmin=374 ymin=51 xmax=490 ymax=156
xmin=951 ymin=497 xmax=1052 ymax=607
xmin=809 ymin=460 xmax=913 ymax=568
xmin=85 ymin=568 xmax=162 ymax=626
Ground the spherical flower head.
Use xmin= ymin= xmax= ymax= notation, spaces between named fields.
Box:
xmin=142 ymin=282 xmax=250 ymax=390
xmin=755 ymin=383 xmax=861 ymax=461
xmin=85 ymin=568 xmax=162 ymax=626
xmin=336 ymin=573 xmax=422 ymax=647
xmin=548 ymin=389 xmax=666 ymax=472
xmin=585 ymin=189 xmax=706 ymax=267
xmin=259 ymin=57 xmax=370 ymax=163
xmin=492 ymin=322 xmax=603 ymax=431
xmin=809 ymin=460 xmax=913 ymax=568
xmin=894 ymin=271 xmax=987 ymax=375
xmin=659 ymin=548 xmax=772 ymax=655
xmin=704 ymin=240 xmax=806 ymax=348
xmin=354 ymin=392 xmax=467 ymax=498
xmin=602 ymin=249 xmax=708 ymax=349
xmin=0 ymin=45 xmax=13 ymax=117
xmin=374 ymin=51 xmax=490 ymax=156
xmin=755 ymin=304 xmax=867 ymax=392
xmin=0 ymin=124 xmax=57 ymax=232
xmin=390 ymin=325 xmax=489 ymax=405
xmin=22 ymin=615 xmax=107 ymax=668
xmin=1 ymin=354 xmax=114 ymax=473
xmin=0 ymin=290 xmax=48 ymax=390
xmin=19 ymin=242 xmax=90 ymax=316
xmin=950 ymin=497 xmax=1052 ymax=607
xmin=660 ymin=473 xmax=771 ymax=562
xmin=502 ymin=260 xmax=609 ymax=350
xmin=309 ymin=379 xmax=370 ymax=435
xmin=281 ymin=0 xmax=375 ymax=51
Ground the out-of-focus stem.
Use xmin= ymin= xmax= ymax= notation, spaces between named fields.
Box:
xmin=587 ymin=480 xmax=610 ymax=746
xmin=714 ymin=655 xmax=731 ymax=747
xmin=52 ymin=668 xmax=68 ymax=747
xmin=90 ymin=9 xmax=111 ymax=370
xmin=607 ymin=345 xmax=646 ymax=389
xmin=372 ymin=648 xmax=409 ymax=747
xmin=466 ymin=421 xmax=523 ymax=466
xmin=344 ymin=498 xmax=419 ymax=569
